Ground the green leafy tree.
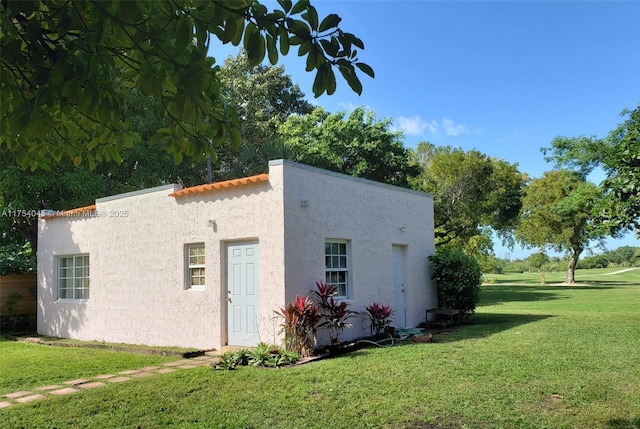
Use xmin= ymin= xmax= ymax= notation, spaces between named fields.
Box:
xmin=516 ymin=170 xmax=604 ymax=284
xmin=1 ymin=0 xmax=372 ymax=170
xmin=577 ymin=254 xmax=609 ymax=269
xmin=543 ymin=105 xmax=640 ymax=238
xmin=525 ymin=252 xmax=550 ymax=284
xmin=607 ymin=246 xmax=639 ymax=267
xmin=409 ymin=143 xmax=526 ymax=247
xmin=0 ymin=90 xmax=208 ymax=252
xmin=215 ymin=51 xmax=314 ymax=178
xmin=465 ymin=233 xmax=502 ymax=274
xmin=280 ymin=107 xmax=419 ymax=187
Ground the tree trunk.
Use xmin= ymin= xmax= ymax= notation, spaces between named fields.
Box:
xmin=566 ymin=248 xmax=581 ymax=284
xmin=540 ymin=272 xmax=545 ymax=284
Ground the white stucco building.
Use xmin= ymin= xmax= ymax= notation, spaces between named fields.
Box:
xmin=37 ymin=160 xmax=436 ymax=350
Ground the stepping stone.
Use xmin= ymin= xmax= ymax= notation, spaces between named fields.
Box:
xmin=107 ymin=376 xmax=130 ymax=383
xmin=176 ymin=364 xmax=198 ymax=369
xmin=5 ymin=391 xmax=32 ymax=399
xmin=64 ymin=379 xmax=91 ymax=386
xmin=94 ymin=374 xmax=116 ymax=379
xmin=79 ymin=382 xmax=106 ymax=389
xmin=118 ymin=370 xmax=140 ymax=375
xmin=0 ymin=402 xmax=12 ymax=409
xmin=36 ymin=385 xmax=62 ymax=391
xmin=139 ymin=366 xmax=160 ymax=371
xmin=162 ymin=361 xmax=184 ymax=367
xmin=155 ymin=368 xmax=176 ymax=374
xmin=130 ymin=372 xmax=153 ymax=378
xmin=50 ymin=388 xmax=80 ymax=396
xmin=15 ymin=394 xmax=46 ymax=403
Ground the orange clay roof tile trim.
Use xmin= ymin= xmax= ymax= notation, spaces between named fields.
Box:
xmin=41 ymin=204 xmax=96 ymax=219
xmin=169 ymin=173 xmax=269 ymax=197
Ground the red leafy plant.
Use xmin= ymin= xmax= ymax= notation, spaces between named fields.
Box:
xmin=311 ymin=282 xmax=358 ymax=344
xmin=364 ymin=302 xmax=394 ymax=338
xmin=278 ymin=295 xmax=321 ymax=357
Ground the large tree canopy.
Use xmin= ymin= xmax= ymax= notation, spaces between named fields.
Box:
xmin=409 ymin=143 xmax=526 ymax=248
xmin=0 ymin=0 xmax=372 ymax=170
xmin=543 ymin=105 xmax=640 ymax=238
xmin=215 ymin=51 xmax=314 ymax=178
xmin=279 ymin=107 xmax=419 ymax=187
xmin=0 ymin=89 xmax=205 ymax=251
xmin=516 ymin=170 xmax=603 ymax=284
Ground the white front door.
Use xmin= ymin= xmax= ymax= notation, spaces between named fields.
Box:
xmin=392 ymin=245 xmax=407 ymax=328
xmin=227 ymin=242 xmax=260 ymax=346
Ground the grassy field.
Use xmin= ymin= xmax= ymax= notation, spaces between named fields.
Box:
xmin=1 ymin=268 xmax=638 ymax=428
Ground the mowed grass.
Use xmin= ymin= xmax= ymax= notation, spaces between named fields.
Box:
xmin=1 ymin=269 xmax=639 ymax=429
xmin=0 ymin=340 xmax=178 ymax=396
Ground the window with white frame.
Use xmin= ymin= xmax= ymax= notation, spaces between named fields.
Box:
xmin=187 ymin=244 xmax=205 ymax=290
xmin=58 ymin=254 xmax=90 ymax=300
xmin=325 ymin=240 xmax=349 ymax=298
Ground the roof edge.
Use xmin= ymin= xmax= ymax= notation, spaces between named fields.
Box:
xmin=40 ymin=204 xmax=96 ymax=219
xmin=169 ymin=174 xmax=269 ymax=198
xmin=97 ymin=184 xmax=180 ymax=203
xmin=268 ymin=159 xmax=433 ymax=199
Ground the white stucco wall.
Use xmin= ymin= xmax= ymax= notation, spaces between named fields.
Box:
xmin=38 ymin=177 xmax=285 ymax=350
xmin=38 ymin=161 xmax=435 ymax=349
xmin=276 ymin=160 xmax=437 ymax=342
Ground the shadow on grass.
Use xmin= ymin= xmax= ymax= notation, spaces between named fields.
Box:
xmin=606 ymin=417 xmax=640 ymax=429
xmin=489 ymin=277 xmax=636 ymax=286
xmin=478 ymin=285 xmax=616 ymax=307
xmin=433 ymin=312 xmax=553 ymax=343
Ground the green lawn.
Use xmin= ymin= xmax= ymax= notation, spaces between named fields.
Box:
xmin=0 ymin=340 xmax=178 ymax=396
xmin=1 ymin=269 xmax=639 ymax=428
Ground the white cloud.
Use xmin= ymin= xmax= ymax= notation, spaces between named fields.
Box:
xmin=442 ymin=118 xmax=471 ymax=137
xmin=397 ymin=115 xmax=438 ymax=136
xmin=442 ymin=117 xmax=470 ymax=136
xmin=338 ymin=102 xmax=358 ymax=112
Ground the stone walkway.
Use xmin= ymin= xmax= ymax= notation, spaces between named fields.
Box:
xmin=0 ymin=354 xmax=219 ymax=410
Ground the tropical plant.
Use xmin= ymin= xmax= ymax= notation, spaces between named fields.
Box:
xmin=363 ymin=302 xmax=394 ymax=338
xmin=311 ymin=281 xmax=357 ymax=344
xmin=428 ymin=247 xmax=482 ymax=317
xmin=214 ymin=349 xmax=250 ymax=370
xmin=277 ymin=295 xmax=321 ymax=357
xmin=214 ymin=344 xmax=300 ymax=370
xmin=247 ymin=343 xmax=300 ymax=367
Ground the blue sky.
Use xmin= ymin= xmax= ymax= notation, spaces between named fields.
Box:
xmin=211 ymin=1 xmax=640 ymax=258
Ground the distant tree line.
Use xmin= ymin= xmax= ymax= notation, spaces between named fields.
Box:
xmin=576 ymin=246 xmax=640 ymax=269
